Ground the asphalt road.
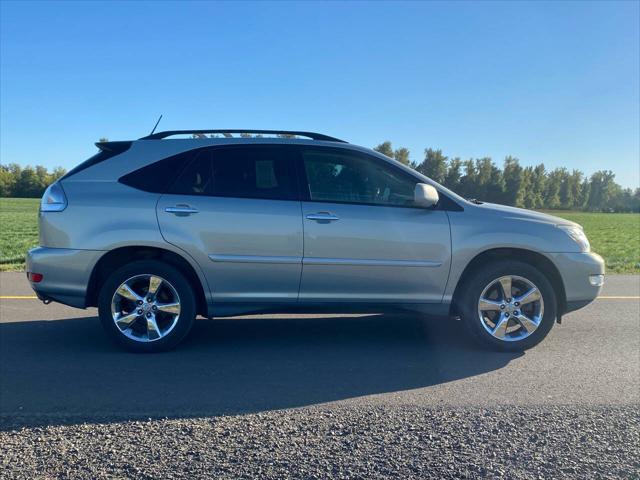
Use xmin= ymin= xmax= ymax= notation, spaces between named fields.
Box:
xmin=1 ymin=272 xmax=639 ymax=478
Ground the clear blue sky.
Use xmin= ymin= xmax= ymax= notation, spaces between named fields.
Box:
xmin=1 ymin=1 xmax=638 ymax=188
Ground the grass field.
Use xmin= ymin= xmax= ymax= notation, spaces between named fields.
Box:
xmin=1 ymin=198 xmax=639 ymax=273
xmin=0 ymin=198 xmax=39 ymax=272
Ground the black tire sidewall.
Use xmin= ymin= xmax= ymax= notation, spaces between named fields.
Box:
xmin=98 ymin=260 xmax=196 ymax=352
xmin=459 ymin=260 xmax=557 ymax=351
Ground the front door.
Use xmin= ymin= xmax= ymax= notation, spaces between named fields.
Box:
xmin=157 ymin=145 xmax=303 ymax=303
xmin=297 ymin=147 xmax=451 ymax=303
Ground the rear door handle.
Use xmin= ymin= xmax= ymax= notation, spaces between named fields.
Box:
xmin=165 ymin=205 xmax=199 ymax=215
xmin=305 ymin=212 xmax=339 ymax=222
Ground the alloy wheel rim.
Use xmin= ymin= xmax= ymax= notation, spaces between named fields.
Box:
xmin=110 ymin=274 xmax=181 ymax=342
xmin=477 ymin=275 xmax=544 ymax=342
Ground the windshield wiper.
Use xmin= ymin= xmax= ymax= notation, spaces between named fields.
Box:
xmin=467 ymin=198 xmax=483 ymax=205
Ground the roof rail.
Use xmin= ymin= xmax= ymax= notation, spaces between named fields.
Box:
xmin=139 ymin=129 xmax=347 ymax=142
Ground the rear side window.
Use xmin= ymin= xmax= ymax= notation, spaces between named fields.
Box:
xmin=119 ymin=149 xmax=195 ymax=193
xmin=64 ymin=141 xmax=132 ymax=180
xmin=168 ymin=146 xmax=297 ymax=200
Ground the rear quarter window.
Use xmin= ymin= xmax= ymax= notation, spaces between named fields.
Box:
xmin=118 ymin=148 xmax=197 ymax=193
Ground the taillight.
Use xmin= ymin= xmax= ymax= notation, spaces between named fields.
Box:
xmin=40 ymin=182 xmax=67 ymax=212
xmin=27 ymin=272 xmax=44 ymax=283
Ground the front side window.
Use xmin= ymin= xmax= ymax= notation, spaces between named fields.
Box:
xmin=302 ymin=148 xmax=416 ymax=207
xmin=169 ymin=146 xmax=297 ymax=200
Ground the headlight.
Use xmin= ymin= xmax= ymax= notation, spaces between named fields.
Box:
xmin=557 ymin=225 xmax=590 ymax=252
xmin=40 ymin=182 xmax=67 ymax=212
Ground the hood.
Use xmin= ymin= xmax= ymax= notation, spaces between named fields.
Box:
xmin=472 ymin=202 xmax=580 ymax=227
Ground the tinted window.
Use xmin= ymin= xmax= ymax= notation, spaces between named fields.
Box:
xmin=119 ymin=148 xmax=194 ymax=193
xmin=169 ymin=146 xmax=297 ymax=200
xmin=167 ymin=150 xmax=213 ymax=195
xmin=302 ymin=149 xmax=416 ymax=207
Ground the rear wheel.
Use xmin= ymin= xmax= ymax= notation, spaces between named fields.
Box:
xmin=98 ymin=260 xmax=196 ymax=352
xmin=458 ymin=260 xmax=556 ymax=351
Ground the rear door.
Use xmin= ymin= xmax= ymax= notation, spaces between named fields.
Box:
xmin=157 ymin=145 xmax=303 ymax=304
xmin=297 ymin=147 xmax=451 ymax=303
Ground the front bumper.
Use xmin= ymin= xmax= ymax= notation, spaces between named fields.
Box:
xmin=26 ymin=247 xmax=104 ymax=308
xmin=546 ymin=251 xmax=605 ymax=314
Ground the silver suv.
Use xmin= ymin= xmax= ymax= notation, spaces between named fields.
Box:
xmin=28 ymin=129 xmax=605 ymax=352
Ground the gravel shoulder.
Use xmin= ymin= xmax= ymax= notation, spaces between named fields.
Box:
xmin=2 ymin=405 xmax=638 ymax=479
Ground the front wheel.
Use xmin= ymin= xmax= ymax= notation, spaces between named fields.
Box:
xmin=458 ymin=260 xmax=557 ymax=351
xmin=98 ymin=260 xmax=196 ymax=352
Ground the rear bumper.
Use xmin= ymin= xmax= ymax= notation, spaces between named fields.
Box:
xmin=26 ymin=247 xmax=104 ymax=308
xmin=547 ymin=252 xmax=605 ymax=314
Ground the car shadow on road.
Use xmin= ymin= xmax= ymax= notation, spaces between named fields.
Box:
xmin=0 ymin=314 xmax=522 ymax=429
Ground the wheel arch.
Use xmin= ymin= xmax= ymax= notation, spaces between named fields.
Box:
xmin=86 ymin=246 xmax=208 ymax=316
xmin=451 ymin=248 xmax=566 ymax=317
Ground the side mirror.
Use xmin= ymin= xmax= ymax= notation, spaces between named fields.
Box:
xmin=414 ymin=183 xmax=439 ymax=208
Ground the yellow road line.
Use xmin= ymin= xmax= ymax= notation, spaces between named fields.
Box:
xmin=597 ymin=296 xmax=640 ymax=299
xmin=0 ymin=295 xmax=38 ymax=299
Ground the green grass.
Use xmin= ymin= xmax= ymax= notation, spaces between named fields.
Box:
xmin=1 ymin=198 xmax=638 ymax=273
xmin=0 ymin=198 xmax=39 ymax=271
xmin=540 ymin=210 xmax=640 ymax=274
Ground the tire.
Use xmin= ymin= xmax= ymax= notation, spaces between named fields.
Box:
xmin=98 ymin=260 xmax=197 ymax=352
xmin=458 ymin=260 xmax=556 ymax=351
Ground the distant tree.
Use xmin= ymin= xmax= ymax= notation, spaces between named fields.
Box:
xmin=578 ymin=178 xmax=591 ymax=210
xmin=459 ymin=159 xmax=478 ymax=199
xmin=35 ymin=165 xmax=50 ymax=191
xmin=502 ymin=156 xmax=524 ymax=207
xmin=417 ymin=148 xmax=448 ymax=184
xmin=588 ymin=170 xmax=617 ymax=211
xmin=51 ymin=167 xmax=66 ymax=181
xmin=444 ymin=157 xmax=462 ymax=192
xmin=609 ymin=187 xmax=638 ymax=212
xmin=474 ymin=157 xmax=504 ymax=203
xmin=393 ymin=147 xmax=411 ymax=166
xmin=521 ymin=166 xmax=535 ymax=209
xmin=0 ymin=164 xmax=17 ymax=197
xmin=560 ymin=169 xmax=583 ymax=209
xmin=99 ymin=137 xmax=109 ymax=142
xmin=633 ymin=188 xmax=640 ymax=212
xmin=374 ymin=141 xmax=394 ymax=158
xmin=527 ymin=164 xmax=547 ymax=209
xmin=544 ymin=168 xmax=564 ymax=209
xmin=14 ymin=167 xmax=42 ymax=198
xmin=374 ymin=142 xmax=412 ymax=166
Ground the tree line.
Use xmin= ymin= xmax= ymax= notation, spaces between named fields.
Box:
xmin=1 ymin=143 xmax=639 ymax=212
xmin=374 ymin=141 xmax=640 ymax=212
xmin=0 ymin=164 xmax=67 ymax=198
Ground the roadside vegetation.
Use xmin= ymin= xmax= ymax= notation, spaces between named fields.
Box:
xmin=0 ymin=198 xmax=39 ymax=271
xmin=2 ymin=142 xmax=640 ymax=212
xmin=1 ymin=197 xmax=638 ymax=273
xmin=374 ymin=142 xmax=640 ymax=213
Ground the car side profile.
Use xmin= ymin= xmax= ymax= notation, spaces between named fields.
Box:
xmin=28 ymin=129 xmax=605 ymax=352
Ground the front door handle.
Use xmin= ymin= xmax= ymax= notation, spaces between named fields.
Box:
xmin=165 ymin=205 xmax=199 ymax=215
xmin=305 ymin=212 xmax=339 ymax=222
